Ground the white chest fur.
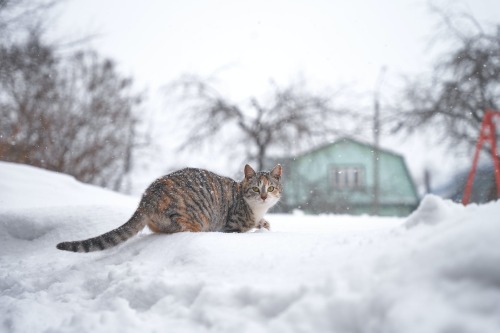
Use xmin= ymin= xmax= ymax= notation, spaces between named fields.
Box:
xmin=245 ymin=197 xmax=278 ymax=225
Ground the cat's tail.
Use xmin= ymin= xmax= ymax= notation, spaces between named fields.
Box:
xmin=56 ymin=210 xmax=147 ymax=253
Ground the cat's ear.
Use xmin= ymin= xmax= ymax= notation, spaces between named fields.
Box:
xmin=270 ymin=164 xmax=282 ymax=181
xmin=244 ymin=164 xmax=256 ymax=179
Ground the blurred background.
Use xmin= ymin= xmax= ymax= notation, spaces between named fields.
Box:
xmin=1 ymin=0 xmax=499 ymax=215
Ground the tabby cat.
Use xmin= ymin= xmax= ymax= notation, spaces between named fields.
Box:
xmin=56 ymin=164 xmax=282 ymax=253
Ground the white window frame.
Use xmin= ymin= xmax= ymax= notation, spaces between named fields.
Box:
xmin=331 ymin=166 xmax=365 ymax=189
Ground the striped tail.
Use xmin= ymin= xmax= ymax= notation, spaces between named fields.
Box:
xmin=56 ymin=211 xmax=147 ymax=253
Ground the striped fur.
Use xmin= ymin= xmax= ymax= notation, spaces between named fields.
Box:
xmin=56 ymin=164 xmax=282 ymax=253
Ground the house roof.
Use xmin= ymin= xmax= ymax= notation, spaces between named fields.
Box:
xmin=277 ymin=136 xmax=405 ymax=162
xmin=267 ymin=136 xmax=420 ymax=204
xmin=434 ymin=164 xmax=498 ymax=203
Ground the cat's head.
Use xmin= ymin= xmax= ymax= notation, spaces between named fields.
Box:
xmin=241 ymin=164 xmax=282 ymax=209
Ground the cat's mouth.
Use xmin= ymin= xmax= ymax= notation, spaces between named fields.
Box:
xmin=259 ymin=198 xmax=275 ymax=205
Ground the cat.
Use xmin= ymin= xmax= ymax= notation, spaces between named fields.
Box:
xmin=56 ymin=164 xmax=282 ymax=253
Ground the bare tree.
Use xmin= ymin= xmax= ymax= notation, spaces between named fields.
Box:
xmin=0 ymin=0 xmax=61 ymax=42
xmin=0 ymin=33 xmax=144 ymax=191
xmin=391 ymin=7 xmax=500 ymax=152
xmin=169 ymin=75 xmax=353 ymax=170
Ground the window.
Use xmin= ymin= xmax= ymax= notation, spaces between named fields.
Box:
xmin=331 ymin=166 xmax=364 ymax=189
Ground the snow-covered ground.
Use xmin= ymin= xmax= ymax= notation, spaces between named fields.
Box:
xmin=1 ymin=162 xmax=499 ymax=333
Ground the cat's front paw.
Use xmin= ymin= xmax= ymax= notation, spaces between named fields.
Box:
xmin=257 ymin=219 xmax=271 ymax=231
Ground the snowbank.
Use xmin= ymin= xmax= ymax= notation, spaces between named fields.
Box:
xmin=1 ymin=162 xmax=499 ymax=333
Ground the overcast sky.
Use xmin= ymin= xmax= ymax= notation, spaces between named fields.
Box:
xmin=49 ymin=0 xmax=500 ymax=191
xmin=51 ymin=0 xmax=499 ymax=96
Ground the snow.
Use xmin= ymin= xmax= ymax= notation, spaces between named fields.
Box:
xmin=1 ymin=161 xmax=500 ymax=333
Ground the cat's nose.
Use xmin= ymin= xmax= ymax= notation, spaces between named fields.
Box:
xmin=261 ymin=195 xmax=267 ymax=201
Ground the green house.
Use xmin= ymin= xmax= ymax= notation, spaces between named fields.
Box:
xmin=273 ymin=137 xmax=420 ymax=216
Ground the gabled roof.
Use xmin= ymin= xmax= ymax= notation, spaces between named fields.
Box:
xmin=279 ymin=136 xmax=405 ymax=162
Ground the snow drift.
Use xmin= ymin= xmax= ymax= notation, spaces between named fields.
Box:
xmin=1 ymin=161 xmax=499 ymax=333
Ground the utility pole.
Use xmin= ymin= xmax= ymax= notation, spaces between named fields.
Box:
xmin=372 ymin=66 xmax=386 ymax=215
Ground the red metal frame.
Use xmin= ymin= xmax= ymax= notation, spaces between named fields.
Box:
xmin=462 ymin=110 xmax=500 ymax=205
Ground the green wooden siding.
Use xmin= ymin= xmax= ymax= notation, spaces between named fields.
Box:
xmin=275 ymin=138 xmax=419 ymax=216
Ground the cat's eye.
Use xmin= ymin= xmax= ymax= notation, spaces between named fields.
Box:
xmin=267 ymin=186 xmax=275 ymax=192
xmin=252 ymin=187 xmax=260 ymax=192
